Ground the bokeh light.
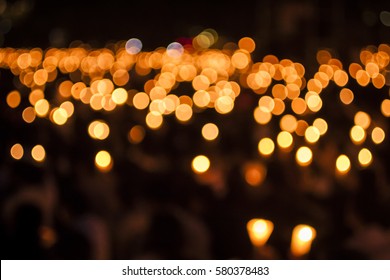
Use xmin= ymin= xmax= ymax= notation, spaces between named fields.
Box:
xmin=202 ymin=123 xmax=219 ymax=141
xmin=296 ymin=146 xmax=313 ymax=166
xmin=31 ymin=145 xmax=46 ymax=162
xmin=258 ymin=138 xmax=275 ymax=157
xmin=10 ymin=143 xmax=24 ymax=160
xmin=95 ymin=150 xmax=113 ymax=172
xmin=336 ymin=154 xmax=351 ymax=174
xmin=192 ymin=155 xmax=210 ymax=174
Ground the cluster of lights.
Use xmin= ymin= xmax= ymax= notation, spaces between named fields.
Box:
xmin=2 ymin=31 xmax=389 ymax=184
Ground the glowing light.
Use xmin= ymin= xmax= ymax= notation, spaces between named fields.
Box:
xmin=356 ymin=70 xmax=370 ymax=86
xmin=192 ymin=155 xmax=210 ymax=174
xmin=33 ymin=69 xmax=48 ymax=86
xmin=336 ymin=154 xmax=351 ymax=174
xmin=52 ymin=108 xmax=68 ymax=125
xmin=34 ymin=99 xmax=50 ymax=117
xmin=243 ymin=162 xmax=267 ymax=187
xmin=202 ymin=123 xmax=219 ymax=141
xmin=358 ymin=148 xmax=373 ymax=167
xmin=238 ymin=37 xmax=256 ymax=53
xmin=280 ymin=114 xmax=298 ymax=133
xmin=146 ymin=111 xmax=163 ymax=129
xmin=277 ymin=131 xmax=293 ymax=149
xmin=95 ymin=150 xmax=113 ymax=172
xmin=258 ymin=138 xmax=275 ymax=157
xmin=88 ymin=120 xmax=110 ymax=140
xmin=31 ymin=145 xmax=46 ymax=162
xmin=193 ymin=90 xmax=210 ymax=108
xmin=350 ymin=125 xmax=366 ymax=144
xmin=175 ymin=104 xmax=193 ymax=122
xmin=306 ymin=93 xmax=322 ymax=112
xmin=304 ymin=126 xmax=320 ymax=144
xmin=215 ymin=96 xmax=234 ymax=114
xmin=133 ymin=92 xmax=150 ymax=110
xmin=272 ymin=98 xmax=285 ymax=115
xmin=354 ymin=111 xmax=371 ymax=129
xmin=313 ymin=118 xmax=328 ymax=135
xmin=128 ymin=125 xmax=145 ymax=144
xmin=192 ymin=75 xmax=210 ymax=91
xmin=333 ymin=70 xmax=348 ymax=87
xmin=272 ymin=84 xmax=287 ymax=100
xmin=339 ymin=88 xmax=354 ymax=105
xmin=247 ymin=219 xmax=274 ymax=247
xmin=291 ymin=225 xmax=316 ymax=257
xmin=167 ymin=42 xmax=184 ymax=58
xmin=291 ymin=98 xmax=307 ymax=115
xmin=296 ymin=146 xmax=313 ymax=166
xmin=295 ymin=120 xmax=309 ymax=137
xmin=258 ymin=96 xmax=275 ymax=113
xmin=22 ymin=107 xmax=36 ymax=123
xmin=6 ymin=90 xmax=21 ymax=108
xmin=125 ymin=38 xmax=142 ymax=54
xmin=254 ymin=107 xmax=272 ymax=125
xmin=112 ymin=88 xmax=128 ymax=105
xmin=232 ymin=51 xmax=249 ymax=69
xmin=381 ymin=99 xmax=390 ymax=117
xmin=10 ymin=143 xmax=24 ymax=160
xmin=60 ymin=101 xmax=74 ymax=117
xmin=371 ymin=127 xmax=385 ymax=144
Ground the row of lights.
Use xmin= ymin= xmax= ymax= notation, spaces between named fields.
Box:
xmin=247 ymin=219 xmax=316 ymax=258
xmin=3 ymin=33 xmax=390 ymax=181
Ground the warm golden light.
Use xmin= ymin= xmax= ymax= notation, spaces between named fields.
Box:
xmin=193 ymin=90 xmax=211 ymax=108
xmin=339 ymin=88 xmax=354 ymax=105
xmin=6 ymin=90 xmax=21 ymax=108
xmin=88 ymin=120 xmax=110 ymax=140
xmin=133 ymin=92 xmax=150 ymax=110
xmin=350 ymin=125 xmax=366 ymax=144
xmin=291 ymin=224 xmax=316 ymax=257
xmin=52 ymin=108 xmax=68 ymax=125
xmin=313 ymin=118 xmax=328 ymax=135
xmin=336 ymin=154 xmax=351 ymax=174
xmin=333 ymin=69 xmax=348 ymax=86
xmin=202 ymin=123 xmax=219 ymax=141
xmin=254 ymin=107 xmax=272 ymax=125
xmin=247 ymin=219 xmax=274 ymax=247
xmin=192 ymin=155 xmax=210 ymax=174
xmin=277 ymin=131 xmax=293 ymax=149
xmin=34 ymin=99 xmax=50 ymax=117
xmin=215 ymin=96 xmax=234 ymax=114
xmin=146 ymin=111 xmax=163 ymax=129
xmin=10 ymin=143 xmax=24 ymax=160
xmin=31 ymin=145 xmax=46 ymax=162
xmin=258 ymin=138 xmax=275 ymax=157
xmin=95 ymin=150 xmax=113 ymax=172
xmin=280 ymin=114 xmax=298 ymax=133
xmin=22 ymin=107 xmax=36 ymax=123
xmin=238 ymin=37 xmax=256 ymax=53
xmin=371 ymin=127 xmax=385 ymax=144
xmin=304 ymin=126 xmax=320 ymax=144
xmin=175 ymin=104 xmax=193 ymax=122
xmin=296 ymin=146 xmax=313 ymax=166
xmin=354 ymin=111 xmax=371 ymax=129
xmin=358 ymin=148 xmax=373 ymax=167
xmin=380 ymin=99 xmax=390 ymax=117
xmin=112 ymin=88 xmax=128 ymax=105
